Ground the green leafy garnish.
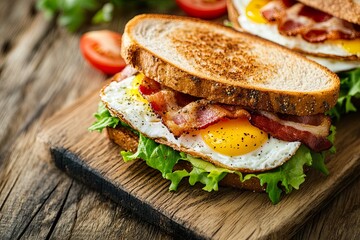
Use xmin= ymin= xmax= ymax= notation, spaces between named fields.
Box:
xmin=37 ymin=0 xmax=99 ymax=32
xmin=88 ymin=102 xmax=119 ymax=132
xmin=223 ymin=20 xmax=234 ymax=28
xmin=92 ymin=3 xmax=114 ymax=24
xmin=37 ymin=0 xmax=176 ymax=31
xmin=121 ymin=133 xmax=330 ymax=204
xmin=170 ymin=154 xmax=234 ymax=192
xmin=122 ymin=134 xmax=180 ymax=177
xmin=327 ymin=68 xmax=360 ymax=120
xmin=246 ymin=146 xmax=313 ymax=203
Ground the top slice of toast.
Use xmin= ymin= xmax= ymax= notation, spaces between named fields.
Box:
xmin=121 ymin=14 xmax=340 ymax=116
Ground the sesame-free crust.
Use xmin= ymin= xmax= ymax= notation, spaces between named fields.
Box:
xmin=121 ymin=14 xmax=340 ymax=116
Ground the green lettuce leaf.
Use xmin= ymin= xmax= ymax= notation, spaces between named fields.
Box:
xmin=88 ymin=102 xmax=119 ymax=132
xmin=246 ymin=145 xmax=313 ymax=204
xmin=122 ymin=134 xmax=180 ymax=177
xmin=120 ymin=133 xmax=329 ymax=204
xmin=175 ymin=154 xmax=234 ymax=191
xmin=88 ymin=102 xmax=137 ymax=134
xmin=326 ymin=125 xmax=337 ymax=155
xmin=311 ymin=152 xmax=328 ymax=175
xmin=328 ymin=68 xmax=360 ymax=120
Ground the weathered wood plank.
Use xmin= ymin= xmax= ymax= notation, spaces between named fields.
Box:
xmin=0 ymin=0 xmax=359 ymax=239
xmin=0 ymin=0 xmax=37 ymax=63
xmin=38 ymin=90 xmax=360 ymax=239
xmin=0 ymin=0 xmax=172 ymax=239
xmin=294 ymin=176 xmax=360 ymax=240
xmin=0 ymin=127 xmax=170 ymax=240
xmin=0 ymin=2 xmax=170 ymax=239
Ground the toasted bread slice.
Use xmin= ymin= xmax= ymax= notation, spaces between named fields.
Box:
xmin=106 ymin=126 xmax=265 ymax=192
xmin=298 ymin=0 xmax=360 ymax=25
xmin=122 ymin=14 xmax=340 ymax=116
xmin=227 ymin=0 xmax=360 ymax=61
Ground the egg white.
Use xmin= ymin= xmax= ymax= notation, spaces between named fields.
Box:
xmin=101 ymin=76 xmax=301 ymax=172
xmin=306 ymin=55 xmax=360 ymax=72
xmin=232 ymin=0 xmax=360 ymax=72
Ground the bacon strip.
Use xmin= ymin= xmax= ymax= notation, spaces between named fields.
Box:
xmin=112 ymin=65 xmax=138 ymax=82
xmin=139 ymin=77 xmax=332 ymax=152
xmin=139 ymin=77 xmax=250 ymax=136
xmin=261 ymin=0 xmax=360 ymax=43
xmin=250 ymin=111 xmax=332 ymax=151
xmin=261 ymin=1 xmax=287 ymax=22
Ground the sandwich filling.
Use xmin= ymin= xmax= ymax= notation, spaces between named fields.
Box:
xmin=91 ymin=70 xmax=335 ymax=204
xmin=100 ymin=70 xmax=333 ymax=172
xmin=232 ymin=0 xmax=360 ymax=71
xmin=101 ymin=74 xmax=300 ymax=172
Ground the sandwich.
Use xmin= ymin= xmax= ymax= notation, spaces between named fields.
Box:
xmin=89 ymin=14 xmax=339 ymax=204
xmin=227 ymin=0 xmax=360 ymax=118
xmin=227 ymin=0 xmax=360 ymax=71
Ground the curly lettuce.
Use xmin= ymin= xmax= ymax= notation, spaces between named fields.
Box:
xmin=88 ymin=102 xmax=135 ymax=133
xmin=88 ymin=102 xmax=119 ymax=132
xmin=122 ymin=132 xmax=334 ymax=204
xmin=328 ymin=68 xmax=360 ymax=120
xmin=91 ymin=106 xmax=335 ymax=204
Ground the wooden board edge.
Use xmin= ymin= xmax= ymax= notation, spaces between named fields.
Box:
xmin=49 ymin=146 xmax=205 ymax=240
xmin=282 ymin=154 xmax=360 ymax=239
xmin=47 ymin=146 xmax=360 ymax=240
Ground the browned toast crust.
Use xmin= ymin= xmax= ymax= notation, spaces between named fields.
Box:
xmin=122 ymin=14 xmax=339 ymax=116
xmin=106 ymin=126 xmax=266 ymax=192
xmin=122 ymin=42 xmax=339 ymax=116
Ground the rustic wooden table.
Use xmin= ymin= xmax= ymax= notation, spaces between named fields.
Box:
xmin=0 ymin=1 xmax=359 ymax=239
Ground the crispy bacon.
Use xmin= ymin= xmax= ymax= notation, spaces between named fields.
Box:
xmin=139 ymin=77 xmax=250 ymax=136
xmin=139 ymin=77 xmax=332 ymax=152
xmin=250 ymin=111 xmax=332 ymax=151
xmin=261 ymin=0 xmax=360 ymax=43
xmin=113 ymin=65 xmax=138 ymax=82
xmin=277 ymin=113 xmax=326 ymax=126
xmin=298 ymin=6 xmax=331 ymax=23
xmin=261 ymin=1 xmax=287 ymax=22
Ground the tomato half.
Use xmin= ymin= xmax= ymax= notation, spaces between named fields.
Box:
xmin=80 ymin=30 xmax=126 ymax=75
xmin=176 ymin=0 xmax=227 ymax=19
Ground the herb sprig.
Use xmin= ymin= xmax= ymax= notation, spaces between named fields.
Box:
xmin=36 ymin=0 xmax=176 ymax=31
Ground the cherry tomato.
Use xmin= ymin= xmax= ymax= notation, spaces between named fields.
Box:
xmin=80 ymin=30 xmax=126 ymax=75
xmin=176 ymin=0 xmax=227 ymax=19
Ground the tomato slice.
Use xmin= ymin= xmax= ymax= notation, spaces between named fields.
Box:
xmin=80 ymin=30 xmax=126 ymax=75
xmin=176 ymin=0 xmax=227 ymax=19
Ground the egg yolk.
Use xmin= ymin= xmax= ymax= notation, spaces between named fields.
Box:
xmin=246 ymin=0 xmax=270 ymax=23
xmin=329 ymin=39 xmax=360 ymax=55
xmin=127 ymin=73 xmax=148 ymax=104
xmin=200 ymin=118 xmax=268 ymax=157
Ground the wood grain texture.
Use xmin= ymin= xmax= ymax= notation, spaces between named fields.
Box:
xmin=0 ymin=0 xmax=359 ymax=239
xmin=0 ymin=1 xmax=171 ymax=239
xmin=38 ymin=91 xmax=360 ymax=239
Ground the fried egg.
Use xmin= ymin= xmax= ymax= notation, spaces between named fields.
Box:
xmin=306 ymin=55 xmax=360 ymax=72
xmin=101 ymin=75 xmax=301 ymax=172
xmin=232 ymin=0 xmax=360 ymax=71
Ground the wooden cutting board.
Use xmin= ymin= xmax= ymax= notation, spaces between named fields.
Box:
xmin=38 ymin=90 xmax=360 ymax=240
